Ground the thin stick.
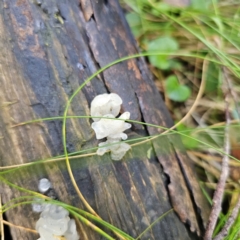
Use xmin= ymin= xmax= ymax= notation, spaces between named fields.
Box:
xmin=224 ymin=68 xmax=240 ymax=119
xmin=213 ymin=194 xmax=240 ymax=240
xmin=204 ymin=74 xmax=231 ymax=240
xmin=211 ymin=68 xmax=240 ymax=240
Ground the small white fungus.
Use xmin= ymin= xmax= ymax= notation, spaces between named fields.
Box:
xmin=97 ymin=138 xmax=131 ymax=161
xmin=36 ymin=204 xmax=79 ymax=240
xmin=91 ymin=112 xmax=131 ymax=140
xmin=32 ymin=197 xmax=45 ymax=213
xmin=90 ymin=93 xmax=122 ymax=121
xmin=38 ymin=178 xmax=51 ymax=193
xmin=64 ymin=219 xmax=80 ymax=240
xmin=91 ymin=93 xmax=131 ymax=160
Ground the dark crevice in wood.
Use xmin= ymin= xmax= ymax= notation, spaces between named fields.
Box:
xmin=131 ymin=92 xmax=147 ymax=132
xmin=78 ymin=0 xmax=94 ymax=22
xmin=173 ymin=147 xmax=205 ymax=236
xmin=103 ymin=0 xmax=108 ymax=6
xmin=2 ymin=211 xmax=13 ymax=240
xmin=83 ymin=26 xmax=110 ymax=95
xmin=90 ymin=14 xmax=96 ymax=23
xmin=57 ymin=5 xmax=67 ymax=21
xmin=151 ymin=142 xmax=170 ymax=189
xmin=35 ymin=0 xmax=42 ymax=7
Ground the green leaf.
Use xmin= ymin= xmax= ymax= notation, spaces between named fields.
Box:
xmin=149 ymin=55 xmax=170 ymax=69
xmin=126 ymin=13 xmax=141 ymax=27
xmin=165 ymin=75 xmax=191 ymax=102
xmin=177 ymin=123 xmax=199 ymax=149
xmin=147 ymin=36 xmax=179 ymax=52
xmin=125 ymin=13 xmax=142 ymax=37
xmin=205 ymin=62 xmax=220 ymax=93
xmin=211 ymin=16 xmax=224 ymax=32
xmin=151 ymin=3 xmax=171 ymax=13
xmin=191 ymin=0 xmax=211 ymax=10
xmin=147 ymin=36 xmax=179 ymax=70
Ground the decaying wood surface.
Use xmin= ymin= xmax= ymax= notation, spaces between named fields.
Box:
xmin=0 ymin=0 xmax=209 ymax=239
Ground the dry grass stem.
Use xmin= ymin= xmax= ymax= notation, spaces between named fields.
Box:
xmin=204 ymin=73 xmax=231 ymax=240
xmin=2 ymin=220 xmax=37 ymax=234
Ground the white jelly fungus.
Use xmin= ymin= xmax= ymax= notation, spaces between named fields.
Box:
xmin=90 ymin=93 xmax=122 ymax=121
xmin=32 ymin=198 xmax=45 ymax=213
xmin=97 ymin=138 xmax=131 ymax=160
xmin=38 ymin=178 xmax=52 ymax=193
xmin=91 ymin=112 xmax=131 ymax=140
xmin=34 ymin=179 xmax=79 ymax=240
xmin=36 ymin=204 xmax=79 ymax=240
xmin=90 ymin=93 xmax=131 ymax=160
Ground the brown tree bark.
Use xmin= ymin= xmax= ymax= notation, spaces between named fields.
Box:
xmin=0 ymin=0 xmax=209 ymax=239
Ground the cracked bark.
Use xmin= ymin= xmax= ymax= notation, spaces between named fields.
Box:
xmin=0 ymin=0 xmax=209 ymax=239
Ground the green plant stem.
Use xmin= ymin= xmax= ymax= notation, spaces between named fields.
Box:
xmin=19 ymin=116 xmax=239 ymax=163
xmin=135 ymin=209 xmax=173 ymax=240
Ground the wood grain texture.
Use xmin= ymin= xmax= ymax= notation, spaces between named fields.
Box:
xmin=0 ymin=0 xmax=209 ymax=239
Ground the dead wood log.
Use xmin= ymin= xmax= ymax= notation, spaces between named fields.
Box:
xmin=0 ymin=0 xmax=209 ymax=239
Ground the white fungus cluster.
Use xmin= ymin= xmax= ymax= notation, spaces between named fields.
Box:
xmin=36 ymin=204 xmax=79 ymax=240
xmin=33 ymin=178 xmax=79 ymax=240
xmin=90 ymin=93 xmax=131 ymax=160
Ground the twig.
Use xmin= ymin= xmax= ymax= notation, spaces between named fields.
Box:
xmin=213 ymin=194 xmax=240 ymax=240
xmin=223 ymin=69 xmax=240 ymax=119
xmin=210 ymin=67 xmax=240 ymax=239
xmin=204 ymin=84 xmax=231 ymax=240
